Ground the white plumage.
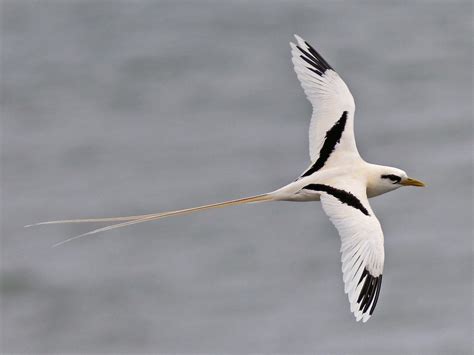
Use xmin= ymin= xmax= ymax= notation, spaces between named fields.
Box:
xmin=290 ymin=35 xmax=385 ymax=321
xmin=291 ymin=35 xmax=358 ymax=164
xmin=320 ymin=179 xmax=384 ymax=322
xmin=27 ymin=35 xmax=425 ymax=322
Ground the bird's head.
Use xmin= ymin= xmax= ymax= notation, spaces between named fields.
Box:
xmin=379 ymin=167 xmax=425 ymax=189
xmin=368 ymin=166 xmax=425 ymax=197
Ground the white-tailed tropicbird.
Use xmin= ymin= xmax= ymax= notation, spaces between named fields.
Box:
xmin=27 ymin=35 xmax=425 ymax=322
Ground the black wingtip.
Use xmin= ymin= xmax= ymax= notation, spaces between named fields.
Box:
xmin=357 ymin=268 xmax=382 ymax=316
xmin=304 ymin=40 xmax=333 ymax=71
xmin=293 ymin=35 xmax=333 ymax=76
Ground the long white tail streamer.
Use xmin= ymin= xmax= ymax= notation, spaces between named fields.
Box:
xmin=28 ymin=194 xmax=273 ymax=247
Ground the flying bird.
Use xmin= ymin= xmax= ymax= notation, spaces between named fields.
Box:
xmin=27 ymin=35 xmax=425 ymax=322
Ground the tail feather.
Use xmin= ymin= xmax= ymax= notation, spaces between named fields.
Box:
xmin=40 ymin=193 xmax=273 ymax=247
xmin=25 ymin=213 xmax=159 ymax=227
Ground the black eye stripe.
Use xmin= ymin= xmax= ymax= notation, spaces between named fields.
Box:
xmin=381 ymin=174 xmax=401 ymax=183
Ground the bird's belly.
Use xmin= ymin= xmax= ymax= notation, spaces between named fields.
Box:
xmin=366 ymin=186 xmax=393 ymax=198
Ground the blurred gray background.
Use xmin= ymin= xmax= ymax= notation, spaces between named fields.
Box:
xmin=1 ymin=0 xmax=472 ymax=354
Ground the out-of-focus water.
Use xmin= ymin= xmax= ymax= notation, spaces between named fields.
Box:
xmin=1 ymin=1 xmax=472 ymax=353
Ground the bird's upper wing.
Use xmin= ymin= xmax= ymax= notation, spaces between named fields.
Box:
xmin=308 ymin=180 xmax=384 ymax=322
xmin=290 ymin=35 xmax=359 ymax=174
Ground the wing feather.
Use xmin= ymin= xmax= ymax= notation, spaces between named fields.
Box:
xmin=290 ymin=35 xmax=359 ymax=165
xmin=319 ymin=181 xmax=385 ymax=322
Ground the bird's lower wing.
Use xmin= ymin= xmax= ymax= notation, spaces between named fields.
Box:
xmin=315 ymin=180 xmax=385 ymax=322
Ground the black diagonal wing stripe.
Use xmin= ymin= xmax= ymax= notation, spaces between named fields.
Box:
xmin=302 ymin=183 xmax=370 ymax=216
xmin=300 ymin=111 xmax=348 ymax=178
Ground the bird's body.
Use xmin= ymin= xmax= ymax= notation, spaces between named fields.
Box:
xmin=273 ymin=162 xmax=406 ymax=202
xmin=27 ymin=35 xmax=424 ymax=322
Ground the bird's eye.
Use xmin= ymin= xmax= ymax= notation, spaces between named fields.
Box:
xmin=381 ymin=174 xmax=401 ymax=184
